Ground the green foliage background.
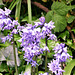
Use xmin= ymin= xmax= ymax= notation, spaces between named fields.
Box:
xmin=0 ymin=0 xmax=75 ymax=75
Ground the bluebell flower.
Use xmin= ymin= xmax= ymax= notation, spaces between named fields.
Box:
xmin=4 ymin=7 xmax=11 ymax=16
xmin=48 ymin=59 xmax=64 ymax=75
xmin=53 ymin=43 xmax=72 ymax=62
xmin=0 ymin=8 xmax=19 ymax=43
xmin=39 ymin=17 xmax=45 ymax=23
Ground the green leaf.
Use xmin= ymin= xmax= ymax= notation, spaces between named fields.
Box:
xmin=3 ymin=30 xmax=11 ymax=36
xmin=67 ymin=16 xmax=75 ymax=23
xmin=67 ymin=39 xmax=72 ymax=45
xmin=40 ymin=38 xmax=58 ymax=51
xmin=0 ymin=0 xmax=4 ymax=5
xmin=51 ymin=2 xmax=72 ymax=16
xmin=65 ymin=40 xmax=75 ymax=50
xmin=71 ymin=5 xmax=75 ymax=9
xmin=21 ymin=16 xmax=37 ymax=23
xmin=52 ymin=14 xmax=67 ymax=32
xmin=40 ymin=39 xmax=57 ymax=58
xmin=15 ymin=0 xmax=22 ymax=22
xmin=39 ymin=71 xmax=44 ymax=74
xmin=14 ymin=34 xmax=21 ymax=41
xmin=73 ymin=69 xmax=75 ymax=75
xmin=0 ymin=73 xmax=2 ymax=75
xmin=14 ymin=34 xmax=21 ymax=47
xmin=9 ymin=0 xmax=19 ymax=11
xmin=37 ymin=55 xmax=43 ymax=65
xmin=25 ymin=64 xmax=31 ymax=75
xmin=58 ymin=31 xmax=69 ymax=40
xmin=72 ymin=29 xmax=75 ymax=34
xmin=40 ymin=39 xmax=45 ymax=48
xmin=18 ymin=64 xmax=31 ymax=75
xmin=45 ymin=11 xmax=53 ymax=23
xmin=0 ymin=62 xmax=8 ymax=72
xmin=48 ymin=40 xmax=58 ymax=50
xmin=63 ymin=59 xmax=75 ymax=75
xmin=0 ymin=45 xmax=20 ymax=67
xmin=0 ymin=41 xmax=10 ymax=47
xmin=8 ymin=0 xmax=15 ymax=9
xmin=21 ymin=16 xmax=28 ymax=22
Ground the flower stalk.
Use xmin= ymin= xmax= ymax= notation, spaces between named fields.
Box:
xmin=45 ymin=35 xmax=48 ymax=72
xmin=13 ymin=35 xmax=18 ymax=75
xmin=36 ymin=56 xmax=38 ymax=75
xmin=27 ymin=0 xmax=33 ymax=74
xmin=31 ymin=56 xmax=36 ymax=75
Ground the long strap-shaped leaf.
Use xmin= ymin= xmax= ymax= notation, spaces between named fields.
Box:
xmin=8 ymin=0 xmax=15 ymax=9
xmin=15 ymin=0 xmax=22 ymax=22
xmin=8 ymin=0 xmax=19 ymax=11
xmin=63 ymin=59 xmax=75 ymax=75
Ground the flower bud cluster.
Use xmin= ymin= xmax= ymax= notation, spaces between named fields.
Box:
xmin=48 ymin=43 xmax=72 ymax=75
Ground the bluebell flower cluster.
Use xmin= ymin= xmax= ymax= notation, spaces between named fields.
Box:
xmin=34 ymin=17 xmax=57 ymax=41
xmin=48 ymin=43 xmax=72 ymax=75
xmin=48 ymin=59 xmax=64 ymax=75
xmin=0 ymin=7 xmax=73 ymax=75
xmin=53 ymin=43 xmax=72 ymax=62
xmin=19 ymin=17 xmax=57 ymax=66
xmin=0 ymin=8 xmax=19 ymax=43
xmin=19 ymin=25 xmax=44 ymax=66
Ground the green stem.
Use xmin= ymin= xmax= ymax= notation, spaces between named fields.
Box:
xmin=31 ymin=65 xmax=35 ymax=75
xmin=31 ymin=56 xmax=36 ymax=75
xmin=36 ymin=65 xmax=38 ymax=75
xmin=45 ymin=51 xmax=48 ymax=72
xmin=27 ymin=0 xmax=32 ymax=24
xmin=27 ymin=0 xmax=32 ymax=74
xmin=31 ymin=67 xmax=33 ymax=75
xmin=45 ymin=35 xmax=48 ymax=72
xmin=36 ymin=56 xmax=38 ymax=75
xmin=13 ymin=35 xmax=18 ymax=75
